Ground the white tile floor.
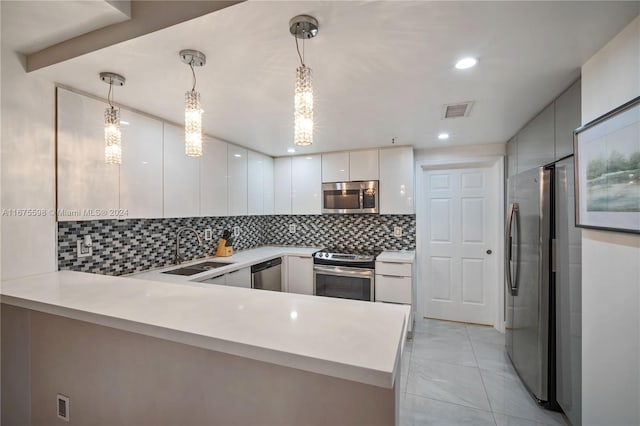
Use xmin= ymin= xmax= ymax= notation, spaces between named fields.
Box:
xmin=399 ymin=319 xmax=569 ymax=426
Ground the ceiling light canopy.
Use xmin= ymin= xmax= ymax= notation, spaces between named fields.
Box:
xmin=180 ymin=49 xmax=206 ymax=157
xmin=100 ymin=72 xmax=125 ymax=165
xmin=290 ymin=15 xmax=318 ymax=147
xmin=455 ymin=57 xmax=477 ymax=69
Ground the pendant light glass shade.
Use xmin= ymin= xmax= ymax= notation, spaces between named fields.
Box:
xmin=184 ymin=89 xmax=203 ymax=157
xmin=104 ymin=106 xmax=122 ymax=164
xmin=294 ymin=65 xmax=313 ymax=146
xmin=99 ymin=72 xmax=125 ymax=165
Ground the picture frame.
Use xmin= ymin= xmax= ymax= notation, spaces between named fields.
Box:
xmin=574 ymin=95 xmax=640 ymax=234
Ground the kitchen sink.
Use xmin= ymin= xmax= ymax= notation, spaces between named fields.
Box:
xmin=162 ymin=261 xmax=234 ymax=276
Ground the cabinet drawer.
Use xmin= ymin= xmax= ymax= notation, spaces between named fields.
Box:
xmin=375 ymin=261 xmax=412 ymax=277
xmin=375 ymin=275 xmax=411 ymax=304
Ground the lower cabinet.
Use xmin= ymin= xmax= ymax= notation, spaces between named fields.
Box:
xmin=286 ymin=255 xmax=314 ymax=295
xmin=375 ymin=260 xmax=414 ymax=335
xmin=201 ymin=267 xmax=251 ymax=288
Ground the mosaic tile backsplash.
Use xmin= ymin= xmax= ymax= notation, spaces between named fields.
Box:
xmin=58 ymin=214 xmax=415 ymax=275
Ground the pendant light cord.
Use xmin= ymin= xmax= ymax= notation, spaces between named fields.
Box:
xmin=190 ymin=62 xmax=196 ymax=91
xmin=295 ymin=26 xmax=305 ymax=67
xmin=107 ymin=79 xmax=114 ymax=108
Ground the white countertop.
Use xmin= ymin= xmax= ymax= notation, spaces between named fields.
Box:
xmin=377 ymin=250 xmax=416 ymax=263
xmin=1 ymin=269 xmax=408 ymax=389
xmin=131 ymin=246 xmax=320 ymax=286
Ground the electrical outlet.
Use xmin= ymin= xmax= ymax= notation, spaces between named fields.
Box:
xmin=393 ymin=226 xmax=403 ymax=237
xmin=57 ymin=394 xmax=70 ymax=422
xmin=77 ymin=240 xmax=92 ymax=258
xmin=233 ymin=226 xmax=240 ymax=237
xmin=204 ymin=228 xmax=213 ymax=241
xmin=289 ymin=224 xmax=296 ymax=233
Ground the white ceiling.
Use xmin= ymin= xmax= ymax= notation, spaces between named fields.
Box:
xmin=9 ymin=1 xmax=640 ymax=156
xmin=1 ymin=0 xmax=129 ymax=53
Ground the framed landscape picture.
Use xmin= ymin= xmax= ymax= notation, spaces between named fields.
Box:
xmin=574 ymin=95 xmax=640 ymax=234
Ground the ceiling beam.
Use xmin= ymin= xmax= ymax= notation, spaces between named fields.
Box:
xmin=26 ymin=0 xmax=244 ymax=72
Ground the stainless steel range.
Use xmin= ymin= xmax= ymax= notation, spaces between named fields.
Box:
xmin=313 ymin=248 xmax=381 ymax=301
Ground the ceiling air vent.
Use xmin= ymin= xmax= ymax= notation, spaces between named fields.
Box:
xmin=442 ymin=101 xmax=474 ymax=119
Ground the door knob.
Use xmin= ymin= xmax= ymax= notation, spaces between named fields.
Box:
xmin=486 ymin=249 xmax=492 ymax=255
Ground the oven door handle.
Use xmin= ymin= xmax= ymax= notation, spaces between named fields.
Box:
xmin=313 ymin=264 xmax=374 ymax=278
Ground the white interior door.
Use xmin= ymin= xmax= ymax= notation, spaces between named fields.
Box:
xmin=423 ymin=166 xmax=498 ymax=325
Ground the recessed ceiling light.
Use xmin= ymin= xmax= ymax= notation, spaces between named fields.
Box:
xmin=438 ymin=133 xmax=450 ymax=140
xmin=287 ymin=148 xmax=296 ymax=153
xmin=119 ymin=120 xmax=130 ymax=125
xmin=233 ymin=154 xmax=242 ymax=158
xmin=455 ymin=57 xmax=477 ymax=70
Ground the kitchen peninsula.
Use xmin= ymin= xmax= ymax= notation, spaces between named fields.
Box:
xmin=1 ymin=269 xmax=408 ymax=425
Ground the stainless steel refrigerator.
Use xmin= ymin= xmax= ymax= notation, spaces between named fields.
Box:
xmin=505 ymin=157 xmax=582 ymax=425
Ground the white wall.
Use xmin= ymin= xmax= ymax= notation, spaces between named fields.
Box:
xmin=1 ymin=48 xmax=57 ymax=280
xmin=580 ymin=15 xmax=640 ymax=426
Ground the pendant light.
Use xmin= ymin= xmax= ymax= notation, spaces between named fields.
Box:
xmin=179 ymin=49 xmax=206 ymax=157
xmin=99 ymin=72 xmax=125 ymax=164
xmin=289 ymin=15 xmax=318 ymax=147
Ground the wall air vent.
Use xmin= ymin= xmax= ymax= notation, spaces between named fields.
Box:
xmin=442 ymin=101 xmax=474 ymax=119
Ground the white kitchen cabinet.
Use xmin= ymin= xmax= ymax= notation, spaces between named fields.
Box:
xmin=375 ymin=254 xmax=415 ymax=335
xmin=507 ymin=136 xmax=518 ymax=178
xmin=201 ymin=274 xmax=226 ymax=286
xmin=322 ymin=152 xmax=349 ymax=182
xmin=57 ymin=88 xmax=119 ymax=221
xmin=350 ymin=149 xmax=379 ymax=181
xmin=200 ymin=136 xmax=228 ymax=217
xmin=224 ymin=267 xmax=251 ymax=288
xmin=119 ymin=110 xmax=163 ymax=219
xmin=263 ymin=156 xmax=274 ymax=215
xmin=291 ymin=155 xmax=322 ymax=214
xmin=201 ymin=267 xmax=251 ymax=288
xmin=274 ymin=157 xmax=292 ymax=214
xmin=554 ymin=79 xmax=581 ymax=159
xmin=228 ymin=145 xmax=248 ymax=216
xmin=248 ymin=151 xmax=274 ymax=215
xmin=379 ymin=146 xmax=414 ymax=214
xmin=163 ymin=123 xmax=200 ymax=218
xmin=376 ymin=276 xmax=412 ymax=304
xmin=517 ymin=103 xmax=555 ymax=172
xmin=287 ymin=255 xmax=314 ymax=295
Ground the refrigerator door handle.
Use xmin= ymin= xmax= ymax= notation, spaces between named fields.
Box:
xmin=506 ymin=203 xmax=519 ymax=294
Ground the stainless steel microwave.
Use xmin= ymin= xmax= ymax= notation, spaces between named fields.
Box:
xmin=321 ymin=181 xmax=378 ymax=214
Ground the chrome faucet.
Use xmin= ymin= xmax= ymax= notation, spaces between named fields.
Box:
xmin=174 ymin=226 xmax=203 ymax=264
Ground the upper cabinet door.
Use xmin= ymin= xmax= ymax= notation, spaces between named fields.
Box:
xmin=274 ymin=157 xmax=292 ymax=215
xmin=322 ymin=152 xmax=349 ymax=182
xmin=163 ymin=123 xmax=200 ymax=218
xmin=248 ymin=151 xmax=265 ymax=215
xmin=57 ymin=88 xmax=119 ymax=221
xmin=228 ymin=145 xmax=248 ymax=216
xmin=119 ymin=109 xmax=163 ymax=219
xmin=517 ymin=103 xmax=555 ymax=172
xmin=263 ymin=155 xmax=274 ymax=215
xmin=200 ymin=136 xmax=228 ymax=217
xmin=507 ymin=136 xmax=518 ymax=177
xmin=350 ymin=149 xmax=379 ymax=181
xmin=292 ymin=155 xmax=322 ymax=214
xmin=554 ymin=80 xmax=581 ymax=159
xmin=379 ymin=146 xmax=414 ymax=214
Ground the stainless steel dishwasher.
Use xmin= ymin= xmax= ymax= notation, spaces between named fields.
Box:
xmin=251 ymin=257 xmax=282 ymax=291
